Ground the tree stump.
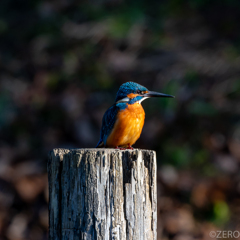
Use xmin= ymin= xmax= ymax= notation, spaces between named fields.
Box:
xmin=48 ymin=148 xmax=157 ymax=240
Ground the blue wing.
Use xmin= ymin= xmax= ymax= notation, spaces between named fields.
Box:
xmin=96 ymin=105 xmax=119 ymax=147
xmin=96 ymin=102 xmax=127 ymax=147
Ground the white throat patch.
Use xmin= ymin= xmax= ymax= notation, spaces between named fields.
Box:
xmin=117 ymin=96 xmax=149 ymax=104
xmin=137 ymin=97 xmax=149 ymax=104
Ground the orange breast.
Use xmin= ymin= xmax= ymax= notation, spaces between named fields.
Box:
xmin=106 ymin=103 xmax=145 ymax=147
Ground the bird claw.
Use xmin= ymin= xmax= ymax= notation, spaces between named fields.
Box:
xmin=115 ymin=147 xmax=126 ymax=150
xmin=126 ymin=145 xmax=134 ymax=150
xmin=115 ymin=144 xmax=134 ymax=150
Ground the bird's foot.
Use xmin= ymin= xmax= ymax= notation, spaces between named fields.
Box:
xmin=126 ymin=144 xmax=134 ymax=150
xmin=115 ymin=146 xmax=126 ymax=150
xmin=115 ymin=144 xmax=134 ymax=150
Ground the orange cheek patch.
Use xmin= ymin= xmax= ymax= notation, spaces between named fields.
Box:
xmin=127 ymin=93 xmax=138 ymax=98
xmin=127 ymin=92 xmax=148 ymax=99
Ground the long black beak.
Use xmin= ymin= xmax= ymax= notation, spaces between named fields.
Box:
xmin=144 ymin=91 xmax=175 ymax=98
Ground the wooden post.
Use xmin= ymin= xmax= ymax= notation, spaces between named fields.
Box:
xmin=48 ymin=148 xmax=157 ymax=240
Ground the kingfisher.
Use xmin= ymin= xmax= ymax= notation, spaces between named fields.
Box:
xmin=96 ymin=82 xmax=174 ymax=149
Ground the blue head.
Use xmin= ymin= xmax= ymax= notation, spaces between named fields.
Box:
xmin=115 ymin=82 xmax=174 ymax=104
xmin=115 ymin=82 xmax=148 ymax=103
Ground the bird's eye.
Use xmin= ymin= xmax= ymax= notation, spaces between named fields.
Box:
xmin=137 ymin=90 xmax=143 ymax=94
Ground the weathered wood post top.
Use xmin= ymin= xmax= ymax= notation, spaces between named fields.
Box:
xmin=48 ymin=148 xmax=157 ymax=240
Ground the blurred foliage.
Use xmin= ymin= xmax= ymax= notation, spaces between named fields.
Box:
xmin=0 ymin=0 xmax=240 ymax=239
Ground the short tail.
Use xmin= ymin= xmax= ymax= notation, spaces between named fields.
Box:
xmin=96 ymin=139 xmax=104 ymax=148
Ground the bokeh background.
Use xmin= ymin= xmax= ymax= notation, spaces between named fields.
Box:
xmin=1 ymin=0 xmax=240 ymax=239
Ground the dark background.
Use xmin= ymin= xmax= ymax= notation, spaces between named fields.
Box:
xmin=1 ymin=0 xmax=240 ymax=239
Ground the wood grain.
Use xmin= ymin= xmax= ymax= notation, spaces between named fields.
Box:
xmin=48 ymin=148 xmax=157 ymax=240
